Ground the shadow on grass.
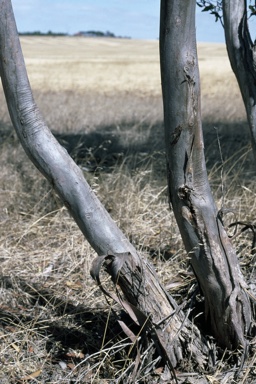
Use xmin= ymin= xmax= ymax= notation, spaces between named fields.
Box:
xmin=53 ymin=119 xmax=254 ymax=178
xmin=0 ymin=118 xmax=254 ymax=179
xmin=0 ymin=275 xmax=133 ymax=359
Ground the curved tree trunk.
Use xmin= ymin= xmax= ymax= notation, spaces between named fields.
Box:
xmin=222 ymin=0 xmax=256 ymax=163
xmin=160 ymin=0 xmax=252 ymax=349
xmin=0 ymin=0 xmax=209 ymax=375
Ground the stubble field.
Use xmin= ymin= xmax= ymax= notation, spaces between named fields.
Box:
xmin=0 ymin=37 xmax=255 ymax=383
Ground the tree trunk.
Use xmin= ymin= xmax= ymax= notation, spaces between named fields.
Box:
xmin=222 ymin=0 xmax=256 ymax=163
xmin=159 ymin=0 xmax=252 ymax=349
xmin=0 ymin=0 xmax=209 ymax=374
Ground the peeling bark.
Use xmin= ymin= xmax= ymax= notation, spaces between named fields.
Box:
xmin=160 ymin=0 xmax=252 ymax=349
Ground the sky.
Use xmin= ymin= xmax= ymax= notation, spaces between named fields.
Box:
xmin=11 ymin=0 xmax=256 ymax=43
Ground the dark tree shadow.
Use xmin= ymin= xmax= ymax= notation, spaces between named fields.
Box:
xmin=203 ymin=120 xmax=252 ymax=173
xmin=52 ymin=119 xmax=254 ymax=180
xmin=0 ymin=275 xmax=137 ymax=361
xmin=0 ymin=118 xmax=254 ymax=181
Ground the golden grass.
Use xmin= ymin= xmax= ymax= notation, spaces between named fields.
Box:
xmin=20 ymin=37 xmax=243 ymax=107
xmin=19 ymin=36 xmax=246 ymax=124
xmin=0 ymin=37 xmax=255 ymax=382
xmin=21 ymin=37 xmax=161 ymax=95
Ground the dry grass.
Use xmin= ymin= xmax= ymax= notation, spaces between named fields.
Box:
xmin=0 ymin=37 xmax=255 ymax=383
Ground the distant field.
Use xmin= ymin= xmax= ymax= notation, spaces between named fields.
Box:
xmin=19 ymin=37 xmax=231 ymax=94
xmin=17 ymin=36 xmax=245 ymax=122
xmin=21 ymin=37 xmax=161 ymax=95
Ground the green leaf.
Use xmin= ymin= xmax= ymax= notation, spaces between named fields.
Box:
xmin=211 ymin=11 xmax=221 ymax=22
xmin=249 ymin=5 xmax=256 ymax=14
xmin=202 ymin=4 xmax=215 ymax=12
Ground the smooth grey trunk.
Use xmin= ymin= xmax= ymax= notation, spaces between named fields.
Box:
xmin=0 ymin=0 xmax=209 ymax=373
xmin=222 ymin=0 xmax=256 ymax=162
xmin=160 ymin=0 xmax=251 ymax=349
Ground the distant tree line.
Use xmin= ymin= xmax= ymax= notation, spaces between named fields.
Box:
xmin=18 ymin=30 xmax=67 ymax=36
xmin=75 ymin=30 xmax=115 ymax=37
xmin=18 ymin=30 xmax=130 ymax=39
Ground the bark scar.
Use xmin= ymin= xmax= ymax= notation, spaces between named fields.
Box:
xmin=183 ymin=58 xmax=196 ymax=127
xmin=184 ymin=136 xmax=195 ymax=189
xmin=170 ymin=125 xmax=182 ymax=145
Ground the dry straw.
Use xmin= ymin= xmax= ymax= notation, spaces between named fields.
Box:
xmin=0 ymin=37 xmax=255 ymax=383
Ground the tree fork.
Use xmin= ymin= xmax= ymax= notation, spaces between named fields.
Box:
xmin=0 ymin=0 xmax=209 ymax=372
xmin=159 ymin=0 xmax=252 ymax=349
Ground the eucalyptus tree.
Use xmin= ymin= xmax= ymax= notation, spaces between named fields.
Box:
xmin=0 ymin=0 xmax=254 ymax=380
